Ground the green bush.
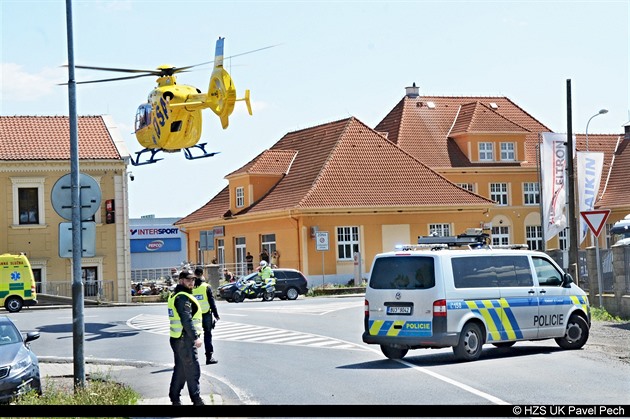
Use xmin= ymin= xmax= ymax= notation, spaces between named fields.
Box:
xmin=591 ymin=306 xmax=626 ymax=322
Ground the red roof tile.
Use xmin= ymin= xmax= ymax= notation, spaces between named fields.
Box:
xmin=0 ymin=116 xmax=122 ymax=160
xmin=176 ymin=117 xmax=494 ymax=224
xmin=376 ymin=95 xmax=549 ymax=168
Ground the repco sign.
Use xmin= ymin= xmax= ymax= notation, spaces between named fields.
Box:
xmin=146 ymin=240 xmax=165 ymax=251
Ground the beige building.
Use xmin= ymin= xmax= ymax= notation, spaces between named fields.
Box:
xmin=176 ymin=85 xmax=630 ymax=283
xmin=0 ymin=115 xmax=133 ymax=303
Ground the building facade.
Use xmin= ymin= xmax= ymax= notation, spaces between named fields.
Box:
xmin=0 ymin=115 xmax=133 ymax=303
xmin=176 ymin=86 xmax=630 ymax=284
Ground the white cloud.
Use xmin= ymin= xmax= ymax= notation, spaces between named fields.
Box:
xmin=1 ymin=63 xmax=66 ymax=102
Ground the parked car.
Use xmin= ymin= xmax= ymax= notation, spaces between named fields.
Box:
xmin=0 ymin=316 xmax=41 ymax=403
xmin=218 ymin=268 xmax=308 ymax=302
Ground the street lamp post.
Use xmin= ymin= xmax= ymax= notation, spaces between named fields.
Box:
xmin=585 ymin=109 xmax=608 ymax=151
xmin=584 ymin=108 xmax=607 ymax=308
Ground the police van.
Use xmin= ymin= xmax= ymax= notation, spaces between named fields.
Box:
xmin=362 ymin=230 xmax=590 ymax=362
xmin=0 ymin=253 xmax=38 ymax=313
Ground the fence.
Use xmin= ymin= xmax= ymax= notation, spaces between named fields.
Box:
xmin=549 ymin=246 xmax=630 ymax=318
xmin=41 ymin=280 xmax=116 ymax=302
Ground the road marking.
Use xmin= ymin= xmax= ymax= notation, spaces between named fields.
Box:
xmin=227 ymin=300 xmax=363 ymax=315
xmin=127 ymin=314 xmax=369 ymax=351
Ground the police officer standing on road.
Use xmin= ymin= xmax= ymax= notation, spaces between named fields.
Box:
xmin=193 ymin=267 xmax=220 ymax=365
xmin=168 ymin=270 xmax=205 ymax=406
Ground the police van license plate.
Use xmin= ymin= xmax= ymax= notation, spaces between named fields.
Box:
xmin=386 ymin=305 xmax=412 ymax=315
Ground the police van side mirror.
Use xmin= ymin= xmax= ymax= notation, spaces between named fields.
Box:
xmin=562 ymin=273 xmax=574 ymax=288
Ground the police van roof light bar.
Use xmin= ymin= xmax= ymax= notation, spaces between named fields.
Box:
xmin=417 ymin=231 xmax=489 ymax=248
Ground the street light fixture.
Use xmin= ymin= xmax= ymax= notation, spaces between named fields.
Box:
xmin=585 ymin=109 xmax=608 ymax=151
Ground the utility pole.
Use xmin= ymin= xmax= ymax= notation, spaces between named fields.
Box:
xmin=566 ymin=79 xmax=578 ymax=279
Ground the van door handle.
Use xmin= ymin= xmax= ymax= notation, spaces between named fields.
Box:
xmin=539 ymin=289 xmax=546 ymax=294
xmin=528 ymin=289 xmax=536 ymax=294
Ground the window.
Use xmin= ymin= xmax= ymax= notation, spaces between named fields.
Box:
xmin=500 ymin=142 xmax=515 ymax=161
xmin=479 ymin=142 xmax=494 ymax=161
xmin=369 ymin=256 xmax=435 ymax=290
xmin=261 ymin=234 xmax=276 ymax=257
xmin=451 ymin=255 xmax=532 ymax=288
xmin=490 ymin=183 xmax=508 ymax=206
xmin=12 ymin=177 xmax=45 ymax=226
xmin=559 ymin=228 xmax=568 ymax=251
xmin=456 ymin=183 xmax=475 ymax=193
xmin=523 ymin=182 xmax=540 ymax=205
xmin=82 ymin=267 xmax=98 ymax=297
xmin=526 ymin=225 xmax=543 ymax=250
xmin=19 ymin=188 xmax=39 ymax=224
xmin=217 ymin=239 xmax=225 ymax=267
xmin=337 ymin=226 xmax=359 ymax=260
xmin=429 ymin=224 xmax=451 ymax=236
xmin=491 ymin=226 xmax=510 ymax=246
xmin=235 ymin=187 xmax=244 ymax=208
xmin=532 ymin=257 xmax=563 ymax=286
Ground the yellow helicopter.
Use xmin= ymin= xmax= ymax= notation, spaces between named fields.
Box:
xmin=70 ymin=37 xmax=271 ymax=165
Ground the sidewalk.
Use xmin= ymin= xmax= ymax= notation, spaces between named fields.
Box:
xmin=38 ymin=357 xmax=235 ymax=406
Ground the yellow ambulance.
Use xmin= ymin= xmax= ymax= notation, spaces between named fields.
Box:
xmin=0 ymin=253 xmax=38 ymax=313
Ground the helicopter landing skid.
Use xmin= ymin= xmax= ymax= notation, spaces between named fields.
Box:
xmin=183 ymin=143 xmax=221 ymax=160
xmin=129 ymin=148 xmax=164 ymax=166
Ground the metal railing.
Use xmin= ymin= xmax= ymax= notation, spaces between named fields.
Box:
xmin=41 ymin=280 xmax=116 ymax=302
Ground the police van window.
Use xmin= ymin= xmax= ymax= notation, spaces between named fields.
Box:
xmin=370 ymin=256 xmax=435 ymax=290
xmin=532 ymin=256 xmax=563 ymax=286
xmin=452 ymin=255 xmax=532 ymax=288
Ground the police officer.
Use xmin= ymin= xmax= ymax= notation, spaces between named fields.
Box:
xmin=168 ymin=270 xmax=205 ymax=406
xmin=193 ymin=267 xmax=220 ymax=365
xmin=257 ymin=260 xmax=276 ymax=289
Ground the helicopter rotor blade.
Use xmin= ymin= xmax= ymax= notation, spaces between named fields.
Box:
xmin=58 ymin=73 xmax=158 ymax=86
xmin=63 ymin=64 xmax=161 ymax=74
xmin=177 ymin=43 xmax=282 ymax=72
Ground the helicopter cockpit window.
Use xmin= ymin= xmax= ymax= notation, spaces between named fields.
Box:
xmin=135 ymin=104 xmax=152 ymax=131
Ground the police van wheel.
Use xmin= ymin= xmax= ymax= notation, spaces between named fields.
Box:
xmin=555 ymin=315 xmax=589 ymax=350
xmin=453 ymin=322 xmax=483 ymax=361
xmin=5 ymin=296 xmax=23 ymax=313
xmin=380 ymin=344 xmax=408 ymax=360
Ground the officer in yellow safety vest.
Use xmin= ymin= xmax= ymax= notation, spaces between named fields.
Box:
xmin=193 ymin=267 xmax=220 ymax=365
xmin=167 ymin=270 xmax=205 ymax=406
xmin=258 ymin=260 xmax=276 ymax=286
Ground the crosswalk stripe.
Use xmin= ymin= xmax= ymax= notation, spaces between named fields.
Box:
xmin=127 ymin=314 xmax=367 ymax=351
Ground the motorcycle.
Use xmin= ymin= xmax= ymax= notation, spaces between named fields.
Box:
xmin=233 ymin=277 xmax=276 ymax=302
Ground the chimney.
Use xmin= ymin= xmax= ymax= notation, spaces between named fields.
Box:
xmin=405 ymin=82 xmax=419 ymax=98
xmin=625 ymin=122 xmax=630 ymax=141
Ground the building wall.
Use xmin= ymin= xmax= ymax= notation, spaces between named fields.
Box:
xmin=0 ymin=161 xmax=131 ymax=302
xmin=129 ymin=217 xmax=188 ymax=280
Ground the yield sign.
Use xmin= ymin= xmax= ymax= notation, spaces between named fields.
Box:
xmin=580 ymin=209 xmax=611 ymax=237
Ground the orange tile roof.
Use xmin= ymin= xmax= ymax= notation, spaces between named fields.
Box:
xmin=0 ymin=116 xmax=122 ymax=160
xmin=376 ymin=95 xmax=549 ymax=168
xmin=176 ymin=117 xmax=494 ymax=224
xmin=449 ymin=101 xmax=529 ymax=135
xmin=590 ymin=134 xmax=630 ymax=210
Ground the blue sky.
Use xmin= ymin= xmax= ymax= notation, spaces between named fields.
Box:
xmin=2 ymin=0 xmax=628 ymax=219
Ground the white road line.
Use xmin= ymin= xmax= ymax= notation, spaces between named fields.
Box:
xmin=127 ymin=314 xmax=368 ymax=351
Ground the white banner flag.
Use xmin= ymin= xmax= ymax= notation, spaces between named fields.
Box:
xmin=577 ymin=151 xmax=604 ymax=244
xmin=540 ymin=133 xmax=569 ymax=240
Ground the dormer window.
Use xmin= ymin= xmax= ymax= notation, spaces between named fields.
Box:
xmin=235 ymin=186 xmax=244 ymax=208
xmin=479 ymin=142 xmax=494 ymax=161
xmin=500 ymin=142 xmax=515 ymax=161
